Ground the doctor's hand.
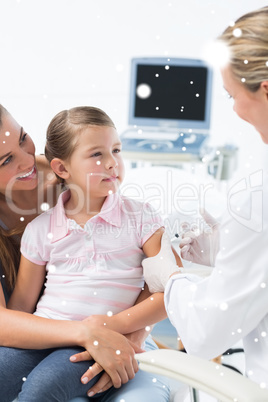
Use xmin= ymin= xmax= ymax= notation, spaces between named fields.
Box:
xmin=142 ymin=232 xmax=181 ymax=293
xmin=179 ymin=210 xmax=220 ymax=267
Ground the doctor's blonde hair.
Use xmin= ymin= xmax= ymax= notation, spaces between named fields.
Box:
xmin=219 ymin=6 xmax=268 ymax=92
xmin=45 ymin=106 xmax=116 ymax=183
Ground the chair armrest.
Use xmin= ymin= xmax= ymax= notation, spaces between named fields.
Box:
xmin=136 ymin=349 xmax=268 ymax=402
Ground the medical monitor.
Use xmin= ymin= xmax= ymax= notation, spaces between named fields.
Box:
xmin=128 ymin=57 xmax=213 ymax=131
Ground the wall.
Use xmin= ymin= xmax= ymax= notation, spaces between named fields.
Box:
xmin=0 ymin=0 xmax=267 ymax=173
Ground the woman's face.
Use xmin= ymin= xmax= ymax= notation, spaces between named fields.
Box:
xmin=221 ymin=66 xmax=268 ymax=143
xmin=0 ymin=113 xmax=37 ymax=194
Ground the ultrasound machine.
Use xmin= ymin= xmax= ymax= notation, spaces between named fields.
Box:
xmin=121 ymin=57 xmax=213 ymax=164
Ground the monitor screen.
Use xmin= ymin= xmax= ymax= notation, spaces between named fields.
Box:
xmin=128 ymin=57 xmax=213 ymax=131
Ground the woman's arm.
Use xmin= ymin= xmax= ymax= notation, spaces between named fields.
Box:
xmin=0 ymin=284 xmax=6 ymax=307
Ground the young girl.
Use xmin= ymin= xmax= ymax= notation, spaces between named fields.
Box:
xmin=1 ymin=106 xmax=182 ymax=402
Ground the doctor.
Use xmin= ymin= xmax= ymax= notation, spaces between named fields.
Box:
xmin=143 ymin=6 xmax=268 ymax=386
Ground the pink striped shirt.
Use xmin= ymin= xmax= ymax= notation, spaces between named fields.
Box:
xmin=21 ymin=190 xmax=163 ymax=320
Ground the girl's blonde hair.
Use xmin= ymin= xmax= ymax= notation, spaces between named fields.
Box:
xmin=219 ymin=6 xmax=268 ymax=92
xmin=45 ymin=106 xmax=116 ymax=183
xmin=0 ymin=105 xmax=24 ymax=291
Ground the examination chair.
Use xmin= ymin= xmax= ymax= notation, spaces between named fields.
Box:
xmin=136 ymin=349 xmax=268 ymax=402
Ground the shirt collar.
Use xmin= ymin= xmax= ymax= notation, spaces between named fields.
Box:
xmin=50 ymin=190 xmax=122 ymax=243
xmin=97 ymin=192 xmax=122 ymax=227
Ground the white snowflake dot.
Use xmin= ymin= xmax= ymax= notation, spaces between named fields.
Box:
xmin=107 ymin=311 xmax=113 ymax=317
xmin=261 ymin=331 xmax=267 ymax=337
xmin=150 ymin=297 xmax=154 ymax=301
xmin=165 ymin=65 xmax=170 ymax=70
xmin=116 ymin=350 xmax=121 ymax=355
xmin=20 ymin=217 xmax=25 ymax=221
xmin=219 ymin=302 xmax=228 ymax=311
xmin=260 ymin=382 xmax=266 ymax=389
xmin=96 ymin=161 xmax=101 ymax=165
xmin=108 ymin=190 xmax=113 ymax=195
xmin=22 ymin=377 xmax=27 ymax=382
xmin=93 ymin=340 xmax=99 ymax=346
xmin=40 ymin=202 xmax=50 ymax=211
xmin=47 ymin=232 xmax=54 ymax=239
xmin=5 ymin=131 xmax=10 ymax=136
xmin=195 ymin=93 xmax=200 ymax=97
xmin=48 ymin=264 xmax=56 ymax=273
xmin=152 ymin=378 xmax=157 ymax=383
xmin=233 ymin=28 xmax=242 ymax=37
xmin=145 ymin=326 xmax=151 ymax=332
xmin=261 ymin=282 xmax=266 ymax=288
xmin=47 ymin=172 xmax=55 ymax=181
xmin=244 ymin=60 xmax=248 ymax=64
xmin=136 ymin=84 xmax=152 ymax=99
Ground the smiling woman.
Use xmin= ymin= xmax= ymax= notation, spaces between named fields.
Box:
xmin=0 ymin=105 xmax=53 ymax=292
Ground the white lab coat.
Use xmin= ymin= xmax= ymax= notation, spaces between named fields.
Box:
xmin=165 ymin=169 xmax=268 ymax=385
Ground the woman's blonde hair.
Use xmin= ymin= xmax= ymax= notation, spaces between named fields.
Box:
xmin=0 ymin=105 xmax=24 ymax=291
xmin=45 ymin=106 xmax=116 ymax=183
xmin=219 ymin=6 xmax=268 ymax=92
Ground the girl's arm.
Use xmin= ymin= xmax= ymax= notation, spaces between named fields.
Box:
xmin=7 ymin=255 xmax=46 ymax=313
xmin=88 ymin=229 xmax=183 ymax=334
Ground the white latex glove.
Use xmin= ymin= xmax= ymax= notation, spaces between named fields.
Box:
xmin=142 ymin=232 xmax=181 ymax=293
xmin=179 ymin=210 xmax=220 ymax=267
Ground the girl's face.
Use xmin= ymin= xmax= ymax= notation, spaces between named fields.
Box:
xmin=0 ymin=113 xmax=37 ymax=195
xmin=221 ymin=66 xmax=268 ymax=143
xmin=61 ymin=125 xmax=125 ymax=200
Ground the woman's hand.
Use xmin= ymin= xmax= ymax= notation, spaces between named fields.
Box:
xmin=71 ymin=321 xmax=143 ymax=394
xmin=83 ymin=330 xmax=148 ymax=397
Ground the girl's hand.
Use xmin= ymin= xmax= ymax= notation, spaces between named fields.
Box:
xmin=125 ymin=328 xmax=149 ymax=349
